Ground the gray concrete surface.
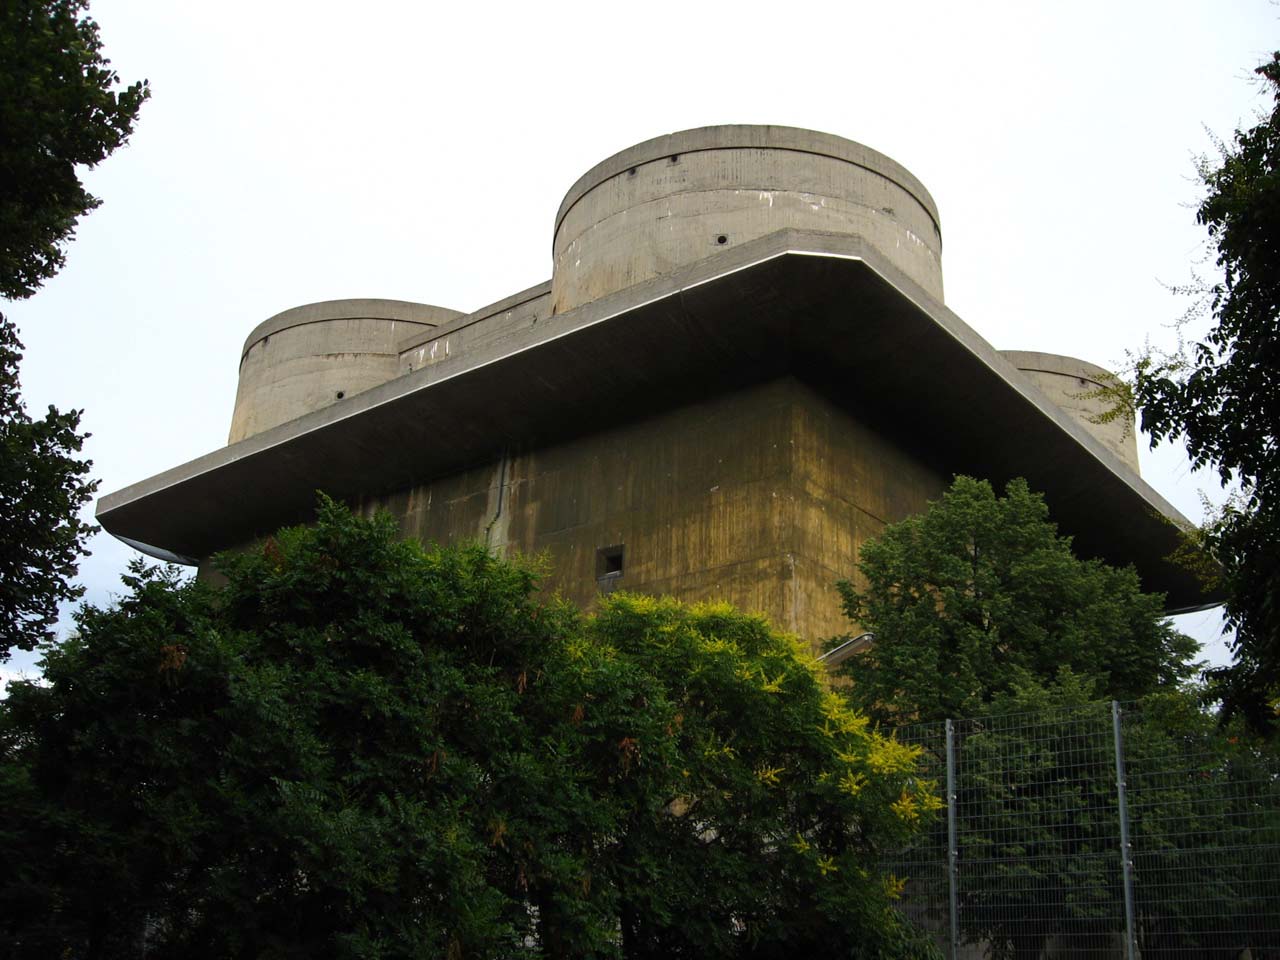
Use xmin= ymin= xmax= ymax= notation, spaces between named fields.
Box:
xmin=98 ymin=228 xmax=1215 ymax=615
xmin=398 ymin=282 xmax=552 ymax=374
xmin=551 ymin=125 xmax=944 ymax=314
xmin=99 ymin=128 xmax=1218 ymax=635
xmin=1001 ymin=350 xmax=1141 ymax=474
xmin=228 ymin=298 xmax=463 ymax=442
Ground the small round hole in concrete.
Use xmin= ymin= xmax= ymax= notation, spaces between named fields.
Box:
xmin=628 ymin=167 xmax=637 ymax=176
xmin=335 ymin=390 xmax=345 ymax=399
xmin=716 ymin=234 xmax=728 ymax=245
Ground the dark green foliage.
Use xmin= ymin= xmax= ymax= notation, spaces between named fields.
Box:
xmin=834 ymin=476 xmax=1198 ymax=726
xmin=1 ymin=497 xmax=941 ymax=959
xmin=0 ymin=0 xmax=146 ymax=659
xmin=946 ymin=676 xmax=1122 ymax=960
xmin=0 ymin=0 xmax=149 ymax=299
xmin=932 ymin=676 xmax=1280 ymax=960
xmin=1134 ymin=53 xmax=1280 ymax=735
xmin=0 ymin=314 xmax=97 ymax=660
xmin=836 ymin=476 xmax=1277 ymax=958
xmin=1123 ymin=690 xmax=1280 ymax=958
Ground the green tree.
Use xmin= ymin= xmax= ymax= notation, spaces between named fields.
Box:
xmin=0 ymin=0 xmax=149 ymax=299
xmin=833 ymin=475 xmax=1198 ymax=726
xmin=1121 ymin=689 xmax=1280 ymax=959
xmin=0 ymin=321 xmax=97 ymax=660
xmin=1132 ymin=53 xmax=1280 ymax=735
xmin=1 ymin=498 xmax=942 ymax=959
xmin=0 ymin=0 xmax=148 ymax=660
xmin=943 ymin=675 xmax=1124 ymax=960
xmin=922 ymin=676 xmax=1280 ymax=960
xmin=582 ymin=593 xmax=940 ymax=959
xmin=837 ymin=476 xmax=1278 ymax=960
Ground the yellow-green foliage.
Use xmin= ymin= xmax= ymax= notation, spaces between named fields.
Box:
xmin=583 ymin=593 xmax=942 ymax=957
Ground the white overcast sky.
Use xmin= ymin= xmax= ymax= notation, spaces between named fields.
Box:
xmin=4 ymin=0 xmax=1277 ymax=685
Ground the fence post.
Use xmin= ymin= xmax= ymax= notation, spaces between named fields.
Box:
xmin=946 ymin=718 xmax=960 ymax=960
xmin=1111 ymin=701 xmax=1138 ymax=960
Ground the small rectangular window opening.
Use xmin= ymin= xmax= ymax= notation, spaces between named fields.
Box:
xmin=596 ymin=544 xmax=625 ymax=585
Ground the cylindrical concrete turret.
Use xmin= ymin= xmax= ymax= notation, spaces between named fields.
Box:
xmin=1001 ymin=350 xmax=1141 ymax=475
xmin=229 ymin=298 xmax=463 ymax=443
xmin=551 ymin=125 xmax=943 ymax=315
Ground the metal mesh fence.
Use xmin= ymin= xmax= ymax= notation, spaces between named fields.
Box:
xmin=887 ymin=701 xmax=1280 ymax=960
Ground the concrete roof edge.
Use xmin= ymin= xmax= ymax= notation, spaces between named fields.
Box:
xmin=111 ymin=533 xmax=198 ymax=566
xmin=97 ymin=229 xmax=1195 ymax=598
xmin=829 ymin=244 xmax=1190 ymax=532
xmin=97 ymin=233 xmax=812 ymax=527
xmin=100 ymin=229 xmax=1178 ymax=526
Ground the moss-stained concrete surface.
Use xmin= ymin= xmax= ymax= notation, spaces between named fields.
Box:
xmin=359 ymin=377 xmax=945 ymax=647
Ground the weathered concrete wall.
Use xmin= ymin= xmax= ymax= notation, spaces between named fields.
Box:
xmin=787 ymin=386 xmax=951 ymax=637
xmin=229 ymin=299 xmax=462 ymax=443
xmin=397 ymin=282 xmax=552 ymax=375
xmin=552 ymin=125 xmax=943 ymax=315
xmin=358 ymin=377 xmax=946 ymax=646
xmin=1000 ymin=350 xmax=1140 ymax=475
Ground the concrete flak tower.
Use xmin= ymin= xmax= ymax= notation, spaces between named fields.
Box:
xmin=551 ymin=125 xmax=945 ymax=314
xmin=100 ymin=124 xmax=1209 ymax=633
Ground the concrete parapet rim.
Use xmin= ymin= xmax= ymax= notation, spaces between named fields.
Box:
xmin=396 ymin=281 xmax=553 ymax=355
xmin=999 ymin=350 xmax=1122 ymax=386
xmin=240 ymin=298 xmax=464 ymax=364
xmin=554 ymin=124 xmax=942 ymax=245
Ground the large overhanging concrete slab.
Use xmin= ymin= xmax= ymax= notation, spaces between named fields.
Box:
xmin=97 ymin=229 xmax=1216 ymax=612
